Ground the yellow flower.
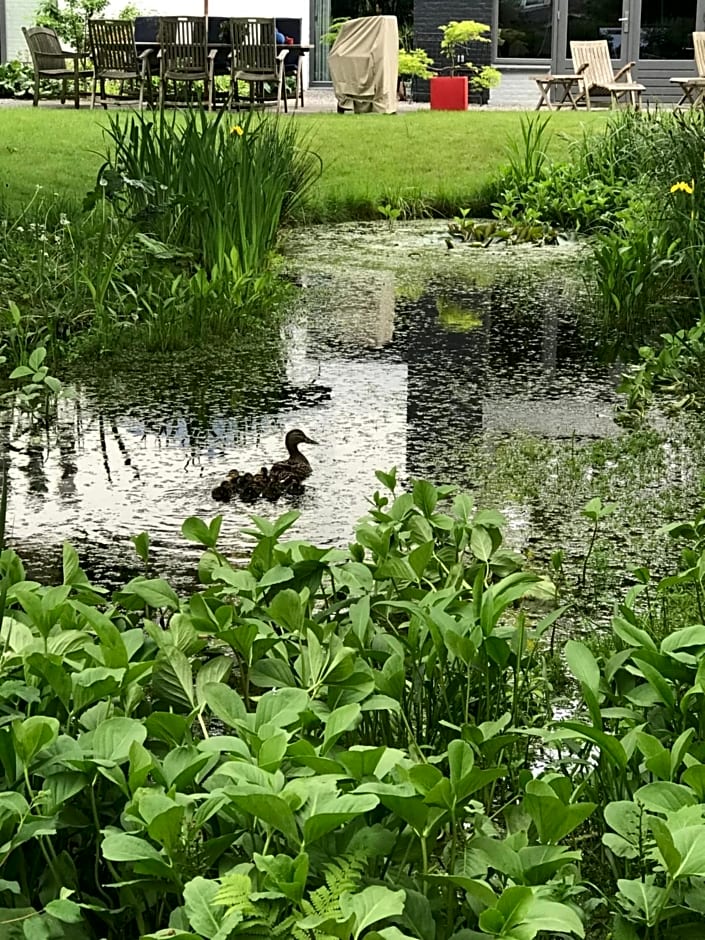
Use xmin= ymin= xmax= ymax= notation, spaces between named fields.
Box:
xmin=230 ymin=125 xmax=244 ymax=137
xmin=670 ymin=180 xmax=695 ymax=194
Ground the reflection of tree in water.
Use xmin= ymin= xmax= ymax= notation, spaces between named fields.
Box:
xmin=0 ymin=322 xmax=336 ymax=507
xmin=28 ymin=328 xmax=332 ymax=489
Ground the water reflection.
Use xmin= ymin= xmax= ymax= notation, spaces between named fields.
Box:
xmin=4 ymin=230 xmax=622 ymax=589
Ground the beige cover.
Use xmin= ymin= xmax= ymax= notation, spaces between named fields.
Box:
xmin=328 ymin=15 xmax=398 ymax=114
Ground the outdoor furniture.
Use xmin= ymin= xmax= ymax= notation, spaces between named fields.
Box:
xmin=328 ymin=15 xmax=399 ymax=115
xmin=531 ymin=72 xmax=585 ymax=110
xmin=228 ymin=17 xmax=288 ymax=113
xmin=671 ymin=32 xmax=705 ymax=108
xmin=569 ymin=40 xmax=644 ymax=109
xmin=277 ymin=17 xmax=304 ymax=109
xmin=88 ymin=19 xmax=153 ymax=109
xmin=22 ymin=26 xmax=92 ymax=109
xmin=158 ymin=16 xmax=216 ymax=111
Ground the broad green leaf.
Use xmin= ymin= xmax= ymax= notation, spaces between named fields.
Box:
xmin=195 ymin=657 xmax=231 ymax=707
xmin=204 ymin=682 xmax=247 ymax=728
xmin=470 ymin=526 xmax=494 ymax=562
xmin=182 ymin=516 xmax=220 ymax=549
xmin=267 ymin=588 xmax=304 ymax=633
xmin=123 ymin=578 xmax=179 ymax=610
xmin=44 ymin=898 xmax=83 ymax=924
xmin=412 ymin=480 xmax=438 ymax=517
xmin=12 ymin=716 xmax=59 ymax=767
xmin=182 ymin=876 xmax=223 ymax=938
xmin=321 ymin=704 xmax=362 ymax=755
xmin=617 ymin=878 xmax=671 ymax=926
xmin=102 ymin=833 xmax=163 ymax=863
xmin=228 ymin=790 xmax=299 ymax=846
xmin=635 ymin=782 xmax=697 ymax=814
xmin=255 ymin=688 xmax=309 ymax=730
xmin=153 ymin=648 xmax=195 ymax=711
xmin=527 ymin=898 xmax=585 ymax=938
xmin=302 ymin=791 xmax=379 ymax=844
xmin=90 ymin=717 xmax=148 ymax=764
xmin=339 ymin=885 xmax=406 ymax=940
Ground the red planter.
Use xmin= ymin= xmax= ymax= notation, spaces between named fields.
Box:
xmin=429 ymin=75 xmax=468 ymax=111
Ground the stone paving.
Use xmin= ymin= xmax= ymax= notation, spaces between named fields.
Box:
xmin=0 ymin=73 xmax=540 ymax=111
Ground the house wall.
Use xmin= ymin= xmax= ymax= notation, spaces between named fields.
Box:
xmin=412 ymin=0 xmax=493 ymax=100
xmin=4 ymin=0 xmax=40 ymax=62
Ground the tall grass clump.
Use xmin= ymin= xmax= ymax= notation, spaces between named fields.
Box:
xmin=94 ymin=106 xmax=321 ymax=279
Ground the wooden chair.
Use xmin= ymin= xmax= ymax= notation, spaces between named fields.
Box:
xmin=228 ymin=18 xmax=288 ymax=113
xmin=277 ymin=17 xmax=304 ymax=109
xmin=88 ymin=19 xmax=153 ymax=109
xmin=22 ymin=26 xmax=92 ymax=109
xmin=671 ymin=33 xmax=705 ymax=108
xmin=570 ymin=40 xmax=645 ymax=109
xmin=158 ymin=16 xmax=216 ymax=111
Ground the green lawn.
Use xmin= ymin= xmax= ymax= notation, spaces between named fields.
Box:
xmin=0 ymin=107 xmax=609 ymax=219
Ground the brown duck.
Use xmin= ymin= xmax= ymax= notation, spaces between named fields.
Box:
xmin=212 ymin=429 xmax=318 ymax=503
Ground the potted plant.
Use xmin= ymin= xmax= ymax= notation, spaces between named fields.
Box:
xmin=430 ymin=20 xmax=501 ymax=110
xmin=397 ymin=47 xmax=434 ymax=102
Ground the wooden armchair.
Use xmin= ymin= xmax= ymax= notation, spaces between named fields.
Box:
xmin=157 ymin=16 xmax=216 ymax=111
xmin=88 ymin=19 xmax=153 ymax=109
xmin=570 ymin=40 xmax=645 ymax=109
xmin=22 ymin=26 xmax=92 ymax=109
xmin=228 ymin=18 xmax=288 ymax=113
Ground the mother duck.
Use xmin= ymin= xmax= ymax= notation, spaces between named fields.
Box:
xmin=212 ymin=429 xmax=318 ymax=503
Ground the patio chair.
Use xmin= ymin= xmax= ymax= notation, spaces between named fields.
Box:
xmin=158 ymin=16 xmax=216 ymax=111
xmin=228 ymin=18 xmax=288 ymax=113
xmin=88 ymin=19 xmax=153 ymax=109
xmin=22 ymin=26 xmax=92 ymax=109
xmin=569 ymin=40 xmax=645 ymax=109
xmin=670 ymin=32 xmax=705 ymax=108
xmin=277 ymin=17 xmax=304 ymax=109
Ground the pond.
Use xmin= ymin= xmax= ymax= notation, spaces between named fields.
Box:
xmin=3 ymin=222 xmax=637 ymax=590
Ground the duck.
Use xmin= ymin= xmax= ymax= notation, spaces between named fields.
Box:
xmin=212 ymin=429 xmax=318 ymax=503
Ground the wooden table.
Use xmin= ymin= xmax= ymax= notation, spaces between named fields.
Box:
xmin=670 ymin=75 xmax=705 ymax=108
xmin=532 ymin=73 xmax=585 ymax=110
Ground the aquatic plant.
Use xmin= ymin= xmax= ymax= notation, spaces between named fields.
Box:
xmin=92 ymin=106 xmax=321 ymax=282
xmin=2 ymin=469 xmax=705 ymax=934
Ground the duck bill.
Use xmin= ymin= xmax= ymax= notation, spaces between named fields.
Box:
xmin=303 ymin=434 xmax=319 ymax=445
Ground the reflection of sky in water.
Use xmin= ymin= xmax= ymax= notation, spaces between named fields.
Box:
xmin=4 ymin=223 xmax=622 ymax=588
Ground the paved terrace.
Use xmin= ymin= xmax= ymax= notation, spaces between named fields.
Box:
xmin=0 ymin=72 xmax=539 ymax=111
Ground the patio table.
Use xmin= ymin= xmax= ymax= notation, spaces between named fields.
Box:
xmin=531 ymin=73 xmax=585 ymax=110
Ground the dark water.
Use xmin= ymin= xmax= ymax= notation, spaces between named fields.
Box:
xmin=4 ymin=222 xmax=623 ymax=589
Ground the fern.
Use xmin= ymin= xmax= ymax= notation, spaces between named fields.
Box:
xmin=214 ymin=872 xmax=256 ymax=914
xmin=303 ymin=854 xmax=366 ymax=918
xmin=275 ymin=854 xmax=367 ymax=938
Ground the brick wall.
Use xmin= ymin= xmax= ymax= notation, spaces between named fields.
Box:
xmin=413 ymin=0 xmax=493 ymax=101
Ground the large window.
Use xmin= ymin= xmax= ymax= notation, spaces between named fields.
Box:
xmin=640 ymin=0 xmax=694 ymax=59
xmin=498 ymin=0 xmax=553 ymax=58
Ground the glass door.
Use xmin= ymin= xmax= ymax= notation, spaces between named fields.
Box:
xmin=310 ymin=0 xmax=331 ymax=83
xmin=555 ymin=0 xmax=638 ymax=70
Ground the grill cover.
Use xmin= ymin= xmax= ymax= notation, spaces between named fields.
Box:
xmin=328 ymin=15 xmax=399 ymax=114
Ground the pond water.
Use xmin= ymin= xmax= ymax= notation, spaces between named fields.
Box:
xmin=5 ymin=221 xmax=625 ymax=589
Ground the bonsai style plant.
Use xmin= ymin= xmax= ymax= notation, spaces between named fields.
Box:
xmin=438 ymin=19 xmax=501 ymax=98
xmin=397 ymin=47 xmax=434 ymax=101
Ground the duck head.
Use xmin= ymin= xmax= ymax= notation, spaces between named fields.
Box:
xmin=285 ymin=429 xmax=318 ymax=453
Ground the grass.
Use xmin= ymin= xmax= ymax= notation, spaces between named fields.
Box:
xmin=0 ymin=108 xmax=609 ymax=220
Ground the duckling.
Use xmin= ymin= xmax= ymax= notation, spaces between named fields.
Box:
xmin=212 ymin=429 xmax=318 ymax=503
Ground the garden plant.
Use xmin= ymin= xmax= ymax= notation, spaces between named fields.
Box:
xmin=4 ymin=94 xmax=705 ymax=939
